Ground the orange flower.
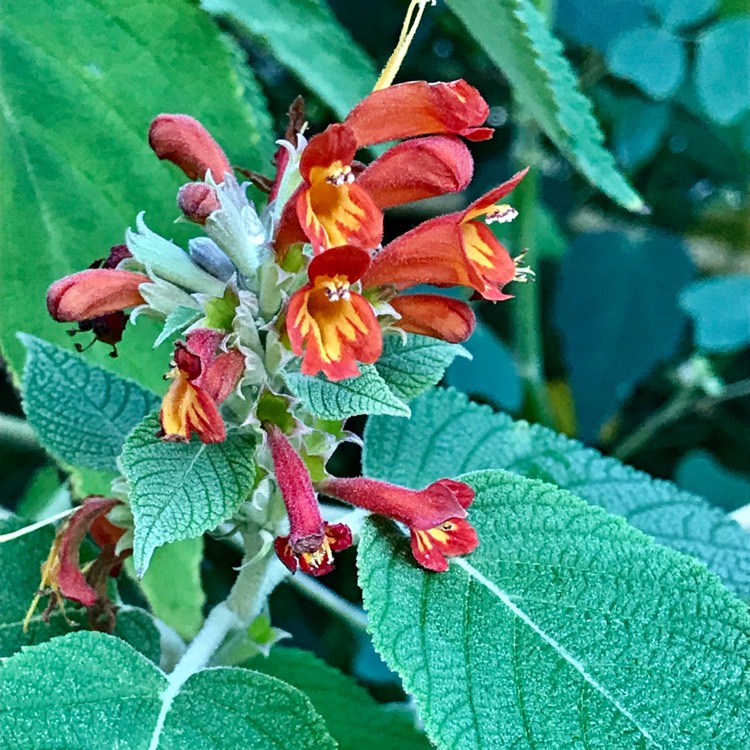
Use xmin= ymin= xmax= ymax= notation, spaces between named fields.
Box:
xmin=363 ymin=168 xmax=529 ymax=301
xmin=318 ymin=476 xmax=478 ymax=572
xmin=286 ymin=246 xmax=381 ymax=381
xmin=265 ymin=423 xmax=352 ymax=577
xmin=344 ymin=79 xmax=493 ymax=146
xmin=159 ymin=329 xmax=244 ymax=443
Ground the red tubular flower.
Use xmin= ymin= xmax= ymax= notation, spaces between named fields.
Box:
xmin=318 ymin=477 xmax=478 ymax=572
xmin=159 ymin=328 xmax=244 ymax=443
xmin=265 ymin=423 xmax=352 ymax=576
xmin=286 ymin=246 xmax=381 ymax=381
xmin=362 ymin=168 xmax=529 ymax=301
xmin=389 ymin=294 xmax=475 ymax=344
xmin=47 ymin=269 xmax=149 ymax=322
xmin=356 ymin=135 xmax=473 ymax=209
xmin=148 ymin=114 xmax=231 ymax=181
xmin=344 ymin=80 xmax=493 ymax=147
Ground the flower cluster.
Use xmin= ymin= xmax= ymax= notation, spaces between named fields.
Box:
xmin=44 ymin=71 xmax=529 ymax=584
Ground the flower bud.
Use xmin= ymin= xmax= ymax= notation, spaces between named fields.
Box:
xmin=178 ymin=182 xmax=221 ymax=224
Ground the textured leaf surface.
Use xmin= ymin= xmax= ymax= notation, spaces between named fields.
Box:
xmin=695 ymin=17 xmax=750 ymax=125
xmin=554 ymin=231 xmax=694 ymax=439
xmin=679 ymin=275 xmax=750 ymax=352
xmin=358 ymin=470 xmax=750 ymax=749
xmin=121 ymin=416 xmax=257 ymax=574
xmin=363 ymin=388 xmax=750 ymax=596
xmin=0 ymin=518 xmax=160 ymax=661
xmin=0 ymin=632 xmax=336 ymax=749
xmin=445 ymin=0 xmax=644 ymax=210
xmin=136 ymin=538 xmax=206 ymax=641
xmin=375 ymin=333 xmax=469 ymax=401
xmin=285 ymin=366 xmax=411 ymax=420
xmin=202 ymin=0 xmax=377 ymax=119
xmin=606 ymin=25 xmax=686 ymax=100
xmin=247 ymin=647 xmax=432 ymax=750
xmin=0 ymin=0 xmax=273 ymax=392
xmin=20 ymin=335 xmax=159 ymax=472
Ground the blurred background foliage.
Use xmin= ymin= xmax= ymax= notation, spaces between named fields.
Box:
xmin=1 ymin=0 xmax=748 ymax=696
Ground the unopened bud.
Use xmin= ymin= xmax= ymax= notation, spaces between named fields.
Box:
xmin=148 ymin=114 xmax=231 ymax=181
xmin=178 ymin=183 xmax=221 ymax=224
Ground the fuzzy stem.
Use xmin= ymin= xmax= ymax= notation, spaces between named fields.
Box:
xmin=287 ymin=574 xmax=369 ymax=633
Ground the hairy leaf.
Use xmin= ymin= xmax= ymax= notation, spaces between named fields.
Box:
xmin=121 ymin=416 xmax=257 ymax=574
xmin=247 ymin=647 xmax=432 ymax=750
xmin=0 ymin=632 xmax=336 ymax=749
xmin=20 ymin=335 xmax=159 ymax=472
xmin=202 ymin=0 xmax=377 ymax=118
xmin=445 ymin=0 xmax=644 ymax=211
xmin=679 ymin=275 xmax=750 ymax=352
xmin=375 ymin=333 xmax=469 ymax=401
xmin=285 ymin=366 xmax=411 ymax=420
xmin=363 ymin=388 xmax=750 ymax=596
xmin=0 ymin=0 xmax=273 ymax=392
xmin=358 ymin=470 xmax=750 ymax=749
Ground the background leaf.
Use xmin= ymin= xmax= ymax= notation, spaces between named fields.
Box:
xmin=375 ymin=333 xmax=469 ymax=401
xmin=553 ymin=230 xmax=695 ymax=440
xmin=246 ymin=647 xmax=432 ymax=750
xmin=675 ymin=449 xmax=750 ymax=514
xmin=679 ymin=275 xmax=750 ymax=352
xmin=0 ymin=0 xmax=274 ymax=392
xmin=363 ymin=388 xmax=750 ymax=596
xmin=121 ymin=416 xmax=257 ymax=574
xmin=0 ymin=632 xmax=336 ymax=749
xmin=611 ymin=96 xmax=670 ymax=170
xmin=201 ymin=0 xmax=378 ymax=119
xmin=606 ymin=25 xmax=686 ymax=100
xmin=358 ymin=470 xmax=750 ymax=749
xmin=285 ymin=367 xmax=410 ymax=420
xmin=647 ymin=0 xmax=719 ymax=29
xmin=20 ymin=335 xmax=159 ymax=472
xmin=444 ymin=0 xmax=644 ymax=210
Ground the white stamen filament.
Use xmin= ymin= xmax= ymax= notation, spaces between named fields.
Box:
xmin=0 ymin=507 xmax=77 ymax=544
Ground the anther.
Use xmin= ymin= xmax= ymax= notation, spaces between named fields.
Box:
xmin=485 ymin=204 xmax=518 ymax=224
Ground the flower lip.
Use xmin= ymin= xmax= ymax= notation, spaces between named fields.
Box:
xmin=299 ymin=124 xmax=358 ymax=183
xmin=307 ymin=245 xmax=371 ymax=284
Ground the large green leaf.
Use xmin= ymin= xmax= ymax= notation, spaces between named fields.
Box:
xmin=363 ymin=388 xmax=750 ymax=597
xmin=20 ymin=335 xmax=159 ymax=472
xmin=247 ymin=647 xmax=432 ymax=750
xmin=0 ymin=0 xmax=274 ymax=392
xmin=201 ymin=0 xmax=377 ymax=119
xmin=121 ymin=416 xmax=257 ymax=574
xmin=0 ymin=518 xmax=160 ymax=662
xmin=0 ymin=632 xmax=336 ymax=749
xmin=358 ymin=470 xmax=750 ymax=749
xmin=285 ymin=366 xmax=411 ymax=420
xmin=444 ymin=0 xmax=644 ymax=211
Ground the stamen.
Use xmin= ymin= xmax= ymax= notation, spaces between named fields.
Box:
xmin=513 ymin=253 xmax=535 ymax=283
xmin=326 ymin=165 xmax=354 ymax=186
xmin=485 ymin=204 xmax=519 ymax=224
xmin=323 ymin=280 xmax=351 ymax=302
xmin=0 ymin=507 xmax=77 ymax=544
xmin=373 ymin=0 xmax=436 ymax=91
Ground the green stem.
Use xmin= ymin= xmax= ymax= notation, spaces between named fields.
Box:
xmin=0 ymin=413 xmax=42 ymax=452
xmin=287 ymin=574 xmax=369 ymax=633
xmin=511 ymin=128 xmax=555 ymax=428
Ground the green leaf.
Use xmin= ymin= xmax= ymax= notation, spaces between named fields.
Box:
xmin=445 ymin=0 xmax=644 ymax=211
xmin=202 ymin=0 xmax=378 ymax=119
xmin=15 ymin=465 xmax=70 ymax=520
xmin=20 ymin=335 xmax=160 ymax=472
xmin=375 ymin=333 xmax=469 ymax=401
xmin=136 ymin=538 xmax=206 ymax=641
xmin=647 ymin=0 xmax=719 ymax=28
xmin=679 ymin=275 xmax=750 ymax=352
xmin=695 ymin=17 xmax=750 ymax=125
xmin=246 ymin=647 xmax=432 ymax=750
xmin=553 ymin=231 xmax=694 ymax=440
xmin=0 ymin=0 xmax=274 ymax=393
xmin=121 ymin=416 xmax=257 ymax=574
xmin=444 ymin=321 xmax=522 ymax=411
xmin=285 ymin=366 xmax=411 ymax=420
xmin=363 ymin=388 xmax=750 ymax=597
xmin=0 ymin=632 xmax=336 ymax=749
xmin=358 ymin=470 xmax=750 ymax=749
xmin=0 ymin=518 xmax=160 ymax=662
xmin=607 ymin=25 xmax=687 ymax=100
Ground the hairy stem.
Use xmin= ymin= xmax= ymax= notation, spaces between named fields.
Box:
xmin=287 ymin=574 xmax=369 ymax=632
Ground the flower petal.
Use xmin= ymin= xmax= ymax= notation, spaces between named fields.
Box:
xmin=460 ymin=221 xmax=516 ymax=300
xmin=345 ymin=80 xmax=492 ymax=146
xmin=159 ymin=376 xmax=227 ymax=443
xmin=307 ymin=246 xmax=371 ymax=284
xmin=47 ymin=269 xmax=149 ymax=322
xmin=358 ymin=136 xmax=474 ymax=209
xmin=390 ymin=294 xmax=475 ymax=343
xmin=410 ymin=517 xmax=478 ymax=572
xmin=463 ymin=167 xmax=529 ymax=220
xmin=299 ymin=124 xmax=358 ymax=182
